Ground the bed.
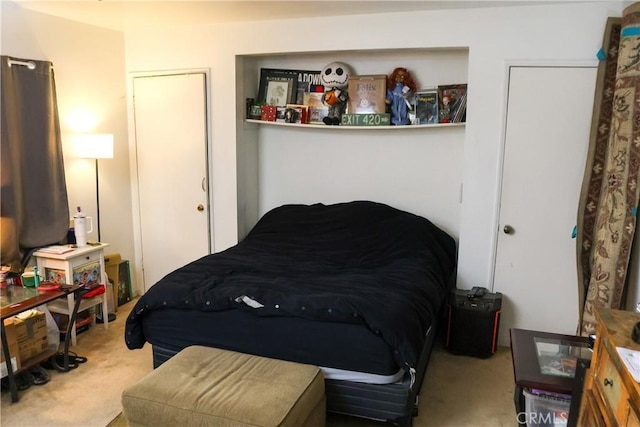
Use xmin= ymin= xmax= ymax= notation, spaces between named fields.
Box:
xmin=124 ymin=201 xmax=457 ymax=425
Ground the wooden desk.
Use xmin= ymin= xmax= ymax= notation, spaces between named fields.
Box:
xmin=1 ymin=284 xmax=80 ymax=403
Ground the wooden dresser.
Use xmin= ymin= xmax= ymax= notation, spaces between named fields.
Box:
xmin=577 ymin=308 xmax=640 ymax=426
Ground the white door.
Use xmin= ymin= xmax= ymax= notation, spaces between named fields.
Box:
xmin=133 ymin=72 xmax=210 ymax=292
xmin=494 ymin=66 xmax=597 ymax=344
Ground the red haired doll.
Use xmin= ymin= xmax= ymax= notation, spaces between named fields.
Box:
xmin=386 ymin=67 xmax=417 ymax=125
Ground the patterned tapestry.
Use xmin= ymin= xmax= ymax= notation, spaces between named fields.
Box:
xmin=577 ymin=3 xmax=640 ymax=336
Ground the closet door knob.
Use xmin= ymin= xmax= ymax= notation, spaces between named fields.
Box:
xmin=503 ymin=225 xmax=514 ymax=235
xmin=197 ymin=204 xmax=204 ymax=212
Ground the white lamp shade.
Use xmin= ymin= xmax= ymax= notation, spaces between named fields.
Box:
xmin=72 ymin=134 xmax=114 ymax=159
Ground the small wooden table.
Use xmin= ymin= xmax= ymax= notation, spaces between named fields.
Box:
xmin=1 ymin=284 xmax=83 ymax=402
xmin=510 ymin=328 xmax=592 ymax=425
xmin=34 ymin=243 xmax=109 ymax=346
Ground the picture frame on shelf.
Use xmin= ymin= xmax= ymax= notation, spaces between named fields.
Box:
xmin=257 ymin=68 xmax=323 ymax=106
xmin=437 ymin=84 xmax=467 ymax=123
xmin=347 ymin=74 xmax=387 ymax=115
xmin=414 ymin=89 xmax=439 ymax=125
xmin=285 ymin=104 xmax=309 ymax=124
xmin=275 ymin=106 xmax=288 ymax=122
xmin=265 ymin=80 xmax=292 ymax=107
xmin=303 ymin=91 xmax=329 ymax=124
xmin=257 ymin=68 xmax=298 ymax=105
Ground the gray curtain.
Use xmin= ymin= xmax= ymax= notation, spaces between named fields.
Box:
xmin=1 ymin=55 xmax=69 ymax=271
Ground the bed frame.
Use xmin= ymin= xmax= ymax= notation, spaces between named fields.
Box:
xmin=151 ymin=305 xmax=442 ymax=426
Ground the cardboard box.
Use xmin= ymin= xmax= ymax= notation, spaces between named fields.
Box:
xmin=104 ymin=253 xmax=122 ymax=312
xmin=14 ymin=310 xmax=49 ymax=362
xmin=1 ymin=318 xmax=21 ymax=378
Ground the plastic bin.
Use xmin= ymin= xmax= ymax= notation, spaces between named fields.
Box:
xmin=523 ymin=388 xmax=571 ymax=427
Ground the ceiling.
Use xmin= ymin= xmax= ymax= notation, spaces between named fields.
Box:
xmin=11 ymin=1 xmax=577 ymax=32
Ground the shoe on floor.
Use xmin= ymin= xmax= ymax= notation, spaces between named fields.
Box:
xmin=30 ymin=365 xmax=50 ymax=385
xmin=15 ymin=371 xmax=33 ymax=390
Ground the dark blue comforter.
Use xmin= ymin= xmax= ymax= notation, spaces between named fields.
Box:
xmin=125 ymin=201 xmax=456 ymax=371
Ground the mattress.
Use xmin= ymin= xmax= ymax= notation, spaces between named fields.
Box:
xmin=141 ymin=307 xmax=402 ymax=380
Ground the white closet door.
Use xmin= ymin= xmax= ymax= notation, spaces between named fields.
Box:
xmin=494 ymin=66 xmax=596 ymax=344
xmin=133 ymin=72 xmax=210 ymax=292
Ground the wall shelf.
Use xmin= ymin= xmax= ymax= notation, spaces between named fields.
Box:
xmin=245 ymin=119 xmax=465 ymax=130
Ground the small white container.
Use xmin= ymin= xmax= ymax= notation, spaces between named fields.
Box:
xmin=73 ymin=214 xmax=93 ymax=247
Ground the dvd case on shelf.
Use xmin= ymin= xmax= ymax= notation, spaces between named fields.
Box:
xmin=414 ymin=89 xmax=439 ymax=125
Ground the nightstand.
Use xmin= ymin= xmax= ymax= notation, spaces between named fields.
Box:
xmin=33 ymin=243 xmax=109 ymax=346
xmin=509 ymin=328 xmax=592 ymax=426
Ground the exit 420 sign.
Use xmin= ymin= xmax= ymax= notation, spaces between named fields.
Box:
xmin=341 ymin=113 xmax=391 ymax=126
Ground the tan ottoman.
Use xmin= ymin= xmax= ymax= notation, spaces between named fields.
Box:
xmin=121 ymin=346 xmax=325 ymax=427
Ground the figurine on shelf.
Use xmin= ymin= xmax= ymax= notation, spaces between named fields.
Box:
xmin=320 ymin=61 xmax=353 ymax=125
xmin=385 ymin=67 xmax=417 ymax=125
xmin=439 ymin=95 xmax=452 ymax=123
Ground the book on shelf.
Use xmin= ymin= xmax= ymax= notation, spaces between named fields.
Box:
xmin=414 ymin=89 xmax=439 ymax=125
xmin=437 ymin=84 xmax=467 ymax=123
xmin=347 ymin=74 xmax=387 ymax=115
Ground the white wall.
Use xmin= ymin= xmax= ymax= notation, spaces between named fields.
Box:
xmin=1 ymin=3 xmax=136 ymax=290
xmin=124 ymin=1 xmax=630 ymax=284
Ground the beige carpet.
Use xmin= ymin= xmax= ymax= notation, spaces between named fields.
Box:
xmin=1 ymin=300 xmax=153 ymax=427
xmin=1 ymin=301 xmax=515 ymax=426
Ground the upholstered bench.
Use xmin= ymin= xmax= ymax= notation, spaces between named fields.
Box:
xmin=121 ymin=345 xmax=325 ymax=427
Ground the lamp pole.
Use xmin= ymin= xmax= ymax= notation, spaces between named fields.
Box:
xmin=95 ymin=158 xmax=101 ymax=242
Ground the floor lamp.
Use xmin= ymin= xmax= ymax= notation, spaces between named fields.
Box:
xmin=71 ymin=133 xmax=114 ymax=242
xmin=72 ymin=133 xmax=115 ymax=323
